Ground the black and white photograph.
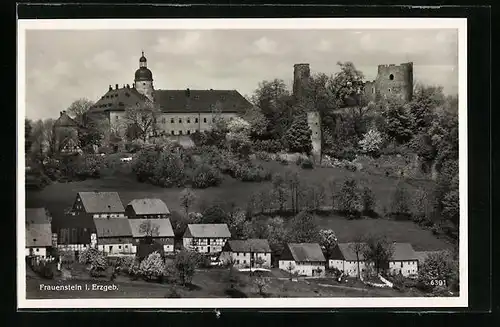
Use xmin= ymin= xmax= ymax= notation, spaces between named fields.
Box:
xmin=17 ymin=18 xmax=467 ymax=308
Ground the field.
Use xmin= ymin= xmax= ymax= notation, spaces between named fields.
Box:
xmin=25 ymin=157 xmax=452 ymax=251
xmin=26 ymin=266 xmax=426 ymax=299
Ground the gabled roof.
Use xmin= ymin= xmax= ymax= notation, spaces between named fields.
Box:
xmin=54 ymin=111 xmax=79 ymax=127
xmin=225 ymin=239 xmax=271 ymax=253
xmin=77 ymin=192 xmax=125 ymax=213
xmin=337 ymin=243 xmax=367 ymax=261
xmin=127 ymin=198 xmax=170 ymax=215
xmin=93 ymin=218 xmax=132 ymax=238
xmin=128 ymin=219 xmax=174 ymax=238
xmin=184 ymin=224 xmax=231 ymax=238
xmin=287 ymin=243 xmax=326 ymax=262
xmin=89 ymin=86 xmax=149 ymax=113
xmin=154 ymin=89 xmax=251 ymax=113
xmin=26 ymin=208 xmax=51 ymax=225
xmin=391 ymin=243 xmax=418 ymax=261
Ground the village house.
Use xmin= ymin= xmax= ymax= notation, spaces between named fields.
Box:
xmin=278 ymin=243 xmax=326 ymax=277
xmin=219 ymin=239 xmax=272 ymax=269
xmin=128 ymin=218 xmax=175 ymax=253
xmin=93 ymin=218 xmax=135 ymax=255
xmin=71 ymin=191 xmax=126 ymax=218
xmin=25 ymin=208 xmax=54 ymax=258
xmin=125 ymin=198 xmax=170 ymax=219
xmin=55 ymin=213 xmax=95 ymax=254
xmin=182 ymin=224 xmax=231 ymax=254
xmin=330 ymin=243 xmax=375 ymax=277
xmin=388 ymin=243 xmax=419 ymax=277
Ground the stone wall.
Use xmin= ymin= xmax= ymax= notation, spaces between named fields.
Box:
xmin=375 ymin=62 xmax=413 ymax=102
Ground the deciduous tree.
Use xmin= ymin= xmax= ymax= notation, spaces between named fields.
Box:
xmin=362 ymin=235 xmax=394 ymax=274
xmin=124 ymin=101 xmax=161 ymax=142
xmin=179 ymin=188 xmax=197 ymax=216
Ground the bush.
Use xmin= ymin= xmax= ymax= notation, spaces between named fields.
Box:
xmin=361 ymin=186 xmax=377 ymax=217
xmin=74 ymin=154 xmax=104 ymax=178
xmin=79 ymin=248 xmax=108 ymax=277
xmin=337 ymin=180 xmax=362 ymax=218
xmin=417 ymin=251 xmax=458 ymax=293
xmin=31 ymin=260 xmax=54 ymax=279
xmin=252 ymin=139 xmax=283 ymax=153
xmin=235 ymin=162 xmax=271 ymax=182
xmin=190 ymin=163 xmax=223 ymax=188
xmin=300 ymin=157 xmax=314 ymax=169
xmin=125 ymin=139 xmax=146 ymax=153
xmin=115 ymin=256 xmax=136 ymax=274
xmin=255 ymin=151 xmax=273 ymax=162
xmin=139 ymin=251 xmax=166 ymax=281
xmin=390 ymin=182 xmax=412 ymax=219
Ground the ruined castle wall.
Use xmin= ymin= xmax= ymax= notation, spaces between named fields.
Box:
xmin=307 ymin=111 xmax=322 ymax=163
xmin=293 ymin=63 xmax=311 ymax=100
xmin=375 ymin=62 xmax=413 ymax=102
xmin=364 ymin=80 xmax=377 ymax=103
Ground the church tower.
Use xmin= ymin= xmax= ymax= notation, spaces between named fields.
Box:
xmin=134 ymin=51 xmax=154 ymax=101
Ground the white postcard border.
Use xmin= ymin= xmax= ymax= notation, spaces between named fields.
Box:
xmin=17 ymin=17 xmax=468 ymax=309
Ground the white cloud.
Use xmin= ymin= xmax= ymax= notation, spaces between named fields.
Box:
xmin=83 ymin=50 xmax=120 ymax=71
xmin=316 ymin=40 xmax=333 ymax=52
xmin=252 ymin=37 xmax=278 ymax=54
xmin=153 ymin=31 xmax=204 ymax=55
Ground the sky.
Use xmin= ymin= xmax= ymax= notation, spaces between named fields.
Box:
xmin=24 ymin=29 xmax=458 ymax=120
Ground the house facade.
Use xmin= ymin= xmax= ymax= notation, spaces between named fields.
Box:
xmin=387 ymin=243 xmax=419 ymax=277
xmin=219 ymin=239 xmax=272 ymax=269
xmin=182 ymin=224 xmax=231 ymax=254
xmin=71 ymin=191 xmax=126 ymax=218
xmin=25 ymin=208 xmax=53 ymax=258
xmin=93 ymin=218 xmax=135 ymax=255
xmin=128 ymin=218 xmax=175 ymax=253
xmin=278 ymin=243 xmax=326 ymax=277
xmin=330 ymin=243 xmax=376 ymax=277
xmin=125 ymin=198 xmax=170 ymax=219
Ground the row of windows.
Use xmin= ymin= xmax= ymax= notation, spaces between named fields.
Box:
xmin=161 ymin=117 xmax=214 ymax=124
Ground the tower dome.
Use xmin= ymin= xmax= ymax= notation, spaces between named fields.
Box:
xmin=134 ymin=51 xmax=153 ymax=82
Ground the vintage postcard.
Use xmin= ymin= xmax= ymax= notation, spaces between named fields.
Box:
xmin=17 ymin=18 xmax=467 ymax=309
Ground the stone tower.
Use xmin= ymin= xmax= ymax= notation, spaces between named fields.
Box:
xmin=134 ymin=51 xmax=154 ymax=101
xmin=374 ymin=62 xmax=413 ymax=102
xmin=292 ymin=63 xmax=321 ymax=162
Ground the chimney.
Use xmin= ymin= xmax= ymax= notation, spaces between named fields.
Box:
xmin=185 ymin=88 xmax=191 ymax=97
xmin=115 ymin=84 xmax=119 ymax=90
xmin=109 ymin=85 xmax=112 ymax=91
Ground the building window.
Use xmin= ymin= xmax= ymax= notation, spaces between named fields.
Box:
xmin=125 ymin=245 xmax=128 ymax=248
xmin=389 ymin=74 xmax=394 ymax=80
xmin=388 ymin=88 xmax=391 ymax=92
xmin=119 ymin=245 xmax=122 ymax=249
xmin=179 ymin=130 xmax=183 ymax=135
xmin=187 ymin=130 xmax=191 ymax=135
xmin=212 ymin=118 xmax=215 ymax=123
xmin=187 ymin=118 xmax=191 ymax=123
xmin=195 ymin=118 xmax=199 ymax=123
xmin=162 ymin=118 xmax=166 ymax=124
xmin=36 ymin=248 xmax=39 ymax=252
xmin=171 ymin=118 xmax=174 ymax=123
xmin=179 ymin=118 xmax=182 ymax=123
xmin=372 ymin=87 xmax=375 ymax=94
xmin=203 ymin=118 xmax=207 ymax=123
xmin=143 ymin=82 xmax=146 ymax=86
xmin=171 ymin=131 xmax=175 ymax=135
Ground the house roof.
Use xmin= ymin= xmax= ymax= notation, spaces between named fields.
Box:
xmin=391 ymin=243 xmax=418 ymax=261
xmin=128 ymin=219 xmax=174 ymax=238
xmin=337 ymin=243 xmax=368 ymax=261
xmin=287 ymin=243 xmax=326 ymax=262
xmin=127 ymin=198 xmax=170 ymax=216
xmin=26 ymin=208 xmax=51 ymax=225
xmin=54 ymin=111 xmax=79 ymax=127
xmin=184 ymin=224 xmax=231 ymax=238
xmin=154 ymin=89 xmax=251 ymax=113
xmin=225 ymin=239 xmax=271 ymax=253
xmin=78 ymin=192 xmax=125 ymax=213
xmin=93 ymin=218 xmax=132 ymax=238
xmin=26 ymin=222 xmax=52 ymax=247
xmin=89 ymin=86 xmax=149 ymax=113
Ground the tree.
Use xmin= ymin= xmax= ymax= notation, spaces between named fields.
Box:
xmin=361 ymin=186 xmax=376 ymax=216
xmin=282 ymin=113 xmax=312 ymax=154
xmin=201 ymin=204 xmax=229 ymax=224
xmin=417 ymin=251 xmax=458 ymax=292
xmin=179 ymin=188 xmax=197 ymax=216
xmin=66 ymin=98 xmax=95 ymax=125
xmin=139 ymin=220 xmax=160 ymax=238
xmin=408 ymin=84 xmax=446 ymax=134
xmin=391 ymin=182 xmax=412 ymax=217
xmin=173 ymin=250 xmax=200 ymax=285
xmin=271 ymin=173 xmax=288 ymax=212
xmin=267 ymin=217 xmax=288 ymax=257
xmin=359 ymin=128 xmax=383 ymax=156
xmin=327 ymin=177 xmax=336 ymax=209
xmin=362 ymin=235 xmax=394 ymax=274
xmin=337 ymin=179 xmax=362 ymax=218
xmin=288 ymin=211 xmax=320 ymax=243
xmin=243 ymin=106 xmax=269 ymax=139
xmin=319 ymin=229 xmax=338 ymax=259
xmin=25 ymin=119 xmax=33 ymax=154
xmin=124 ymin=100 xmax=161 ymax=142
xmin=329 ymin=61 xmax=366 ymax=108
xmin=381 ymin=98 xmax=414 ymax=144
xmin=441 ymin=174 xmax=459 ymax=225
xmin=349 ymin=236 xmax=366 ymax=279
xmin=284 ymin=169 xmax=301 ymax=214
xmin=139 ymin=251 xmax=165 ymax=281
xmin=253 ymin=275 xmax=270 ymax=296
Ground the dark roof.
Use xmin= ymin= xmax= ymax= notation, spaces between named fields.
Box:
xmin=26 ymin=221 xmax=52 ymax=247
xmin=225 ymin=239 xmax=271 ymax=253
xmin=89 ymin=86 xmax=149 ymax=113
xmin=154 ymin=89 xmax=251 ymax=113
xmin=391 ymin=243 xmax=418 ymax=261
xmin=78 ymin=192 xmax=125 ymax=213
xmin=337 ymin=243 xmax=368 ymax=261
xmin=26 ymin=208 xmax=51 ymax=225
xmin=135 ymin=67 xmax=153 ymax=81
xmin=128 ymin=219 xmax=174 ymax=238
xmin=51 ymin=213 xmax=96 ymax=231
xmin=93 ymin=218 xmax=132 ymax=238
xmin=54 ymin=111 xmax=79 ymax=127
xmin=287 ymin=243 xmax=326 ymax=262
xmin=127 ymin=198 xmax=170 ymax=215
xmin=184 ymin=224 xmax=231 ymax=238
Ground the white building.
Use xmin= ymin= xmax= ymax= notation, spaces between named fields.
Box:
xmin=330 ymin=243 xmax=375 ymax=277
xmin=93 ymin=218 xmax=135 ymax=255
xmin=182 ymin=224 xmax=231 ymax=254
xmin=278 ymin=243 xmax=326 ymax=277
xmin=219 ymin=239 xmax=272 ymax=269
xmin=128 ymin=218 xmax=175 ymax=253
xmin=388 ymin=243 xmax=419 ymax=277
xmin=25 ymin=208 xmax=53 ymax=258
